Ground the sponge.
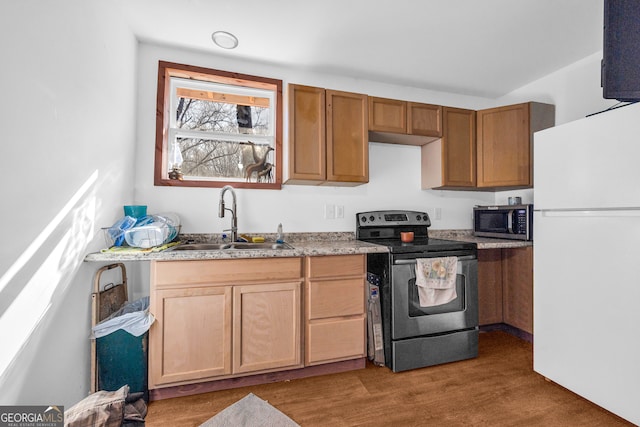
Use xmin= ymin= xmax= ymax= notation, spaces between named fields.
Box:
xmin=251 ymin=236 xmax=265 ymax=243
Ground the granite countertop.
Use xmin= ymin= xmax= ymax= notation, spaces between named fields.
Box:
xmin=84 ymin=229 xmax=531 ymax=262
xmin=84 ymin=232 xmax=388 ymax=262
xmin=429 ymin=230 xmax=533 ymax=249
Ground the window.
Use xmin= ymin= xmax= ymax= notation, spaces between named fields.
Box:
xmin=155 ymin=61 xmax=283 ymax=189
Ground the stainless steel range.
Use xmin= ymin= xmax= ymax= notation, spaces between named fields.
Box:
xmin=357 ymin=210 xmax=479 ymax=372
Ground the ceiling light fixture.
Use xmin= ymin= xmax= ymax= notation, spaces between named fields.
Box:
xmin=212 ymin=31 xmax=238 ymax=49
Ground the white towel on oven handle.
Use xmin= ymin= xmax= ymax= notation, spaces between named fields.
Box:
xmin=415 ymin=257 xmax=458 ymax=307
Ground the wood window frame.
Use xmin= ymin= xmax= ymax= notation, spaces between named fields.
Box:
xmin=154 ymin=61 xmax=283 ymax=189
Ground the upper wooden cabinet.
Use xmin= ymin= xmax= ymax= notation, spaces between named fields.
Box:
xmin=408 ymin=102 xmax=442 ymax=137
xmin=368 ymin=97 xmax=407 ymax=133
xmin=476 ymin=102 xmax=555 ymax=189
xmin=368 ymin=97 xmax=442 ymax=145
xmin=287 ymin=84 xmax=368 ymax=186
xmin=423 ymin=101 xmax=555 ymax=190
xmin=421 ymin=107 xmax=476 ymax=189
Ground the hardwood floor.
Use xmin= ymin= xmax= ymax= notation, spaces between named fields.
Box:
xmin=146 ymin=331 xmax=633 ymax=426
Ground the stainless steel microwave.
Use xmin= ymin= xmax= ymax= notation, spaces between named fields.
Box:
xmin=473 ymin=204 xmax=533 ymax=241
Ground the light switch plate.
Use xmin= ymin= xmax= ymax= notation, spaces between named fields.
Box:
xmin=324 ymin=204 xmax=335 ymax=219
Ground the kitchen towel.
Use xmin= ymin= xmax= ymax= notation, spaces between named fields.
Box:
xmin=415 ymin=257 xmax=458 ymax=307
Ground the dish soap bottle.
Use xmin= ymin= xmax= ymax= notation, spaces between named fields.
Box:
xmin=276 ymin=223 xmax=284 ymax=243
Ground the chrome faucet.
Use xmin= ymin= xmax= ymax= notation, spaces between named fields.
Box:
xmin=218 ymin=185 xmax=238 ymax=242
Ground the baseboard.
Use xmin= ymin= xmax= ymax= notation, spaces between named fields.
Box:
xmin=480 ymin=323 xmax=533 ymax=343
xmin=149 ymin=358 xmax=366 ymax=401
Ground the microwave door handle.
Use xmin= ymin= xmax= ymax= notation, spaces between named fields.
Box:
xmin=507 ymin=210 xmax=515 ymax=233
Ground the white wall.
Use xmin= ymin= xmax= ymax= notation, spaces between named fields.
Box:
xmin=497 ymin=52 xmax=618 ymax=126
xmin=0 ymin=2 xmax=137 ymax=407
xmin=134 ymin=43 xmax=500 ymax=235
xmin=494 ymin=51 xmax=621 ymax=206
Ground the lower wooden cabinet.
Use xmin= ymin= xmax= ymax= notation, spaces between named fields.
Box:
xmin=477 ymin=246 xmax=533 ymax=334
xmin=148 ymin=254 xmax=368 ymax=390
xmin=502 ymin=246 xmax=533 ymax=333
xmin=477 ymin=249 xmax=503 ymax=325
xmin=152 ymin=286 xmax=232 ymax=385
xmin=305 ymin=254 xmax=366 ymax=365
xmin=232 ymin=283 xmax=301 ymax=374
xmin=149 ymin=258 xmax=303 ymax=389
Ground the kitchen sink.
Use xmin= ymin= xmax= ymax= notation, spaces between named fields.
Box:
xmin=230 ymin=242 xmax=293 ymax=250
xmin=169 ymin=242 xmax=293 ymax=251
xmin=170 ymin=243 xmax=233 ymax=251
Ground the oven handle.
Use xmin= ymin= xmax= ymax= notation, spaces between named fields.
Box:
xmin=393 ymin=255 xmax=476 ymax=265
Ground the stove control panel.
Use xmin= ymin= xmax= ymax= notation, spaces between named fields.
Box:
xmin=356 ymin=210 xmax=431 ymax=227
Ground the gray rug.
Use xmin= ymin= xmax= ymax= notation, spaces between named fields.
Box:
xmin=200 ymin=393 xmax=300 ymax=427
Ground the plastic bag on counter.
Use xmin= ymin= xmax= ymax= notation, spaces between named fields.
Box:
xmin=123 ymin=213 xmax=180 ymax=248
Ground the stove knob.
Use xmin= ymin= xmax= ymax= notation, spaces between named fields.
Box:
xmin=369 ymin=215 xmax=375 ymax=222
xmin=416 ymin=215 xmax=421 ymax=221
xmin=360 ymin=216 xmax=367 ymax=223
xmin=423 ymin=215 xmax=429 ymax=221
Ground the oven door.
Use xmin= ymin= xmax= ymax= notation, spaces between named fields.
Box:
xmin=391 ymin=254 xmax=478 ymax=340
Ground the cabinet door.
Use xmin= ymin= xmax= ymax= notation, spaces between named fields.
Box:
xmin=442 ymin=107 xmax=476 ymax=187
xmin=326 ymin=90 xmax=369 ymax=184
xmin=421 ymin=107 xmax=476 ymax=189
xmin=288 ymin=84 xmax=326 ymax=183
xmin=477 ymin=249 xmax=503 ymax=325
xmin=476 ymin=103 xmax=530 ymax=188
xmin=502 ymin=246 xmax=533 ymax=334
xmin=233 ymin=282 xmax=302 ymax=374
xmin=149 ymin=286 xmax=232 ymax=387
xmin=368 ymin=97 xmax=407 ymax=133
xmin=408 ymin=102 xmax=442 ymax=137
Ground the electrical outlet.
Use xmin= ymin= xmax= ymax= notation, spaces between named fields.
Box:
xmin=435 ymin=207 xmax=442 ymax=220
xmin=335 ymin=205 xmax=344 ymax=219
xmin=324 ymin=204 xmax=335 ymax=219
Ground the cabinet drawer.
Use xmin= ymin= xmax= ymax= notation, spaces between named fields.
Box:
xmin=306 ymin=317 xmax=366 ymax=365
xmin=307 ymin=278 xmax=364 ymax=319
xmin=306 ymin=254 xmax=365 ymax=279
xmin=152 ymin=258 xmax=303 ymax=287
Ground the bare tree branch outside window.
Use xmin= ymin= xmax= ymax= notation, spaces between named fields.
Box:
xmin=175 ymin=97 xmax=274 ymax=182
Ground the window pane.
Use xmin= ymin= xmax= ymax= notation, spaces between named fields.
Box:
xmin=177 ymin=137 xmax=275 ymax=183
xmin=174 ymin=84 xmax=271 ymax=136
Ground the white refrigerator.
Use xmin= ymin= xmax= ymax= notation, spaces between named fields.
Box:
xmin=533 ymin=102 xmax=640 ymax=425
